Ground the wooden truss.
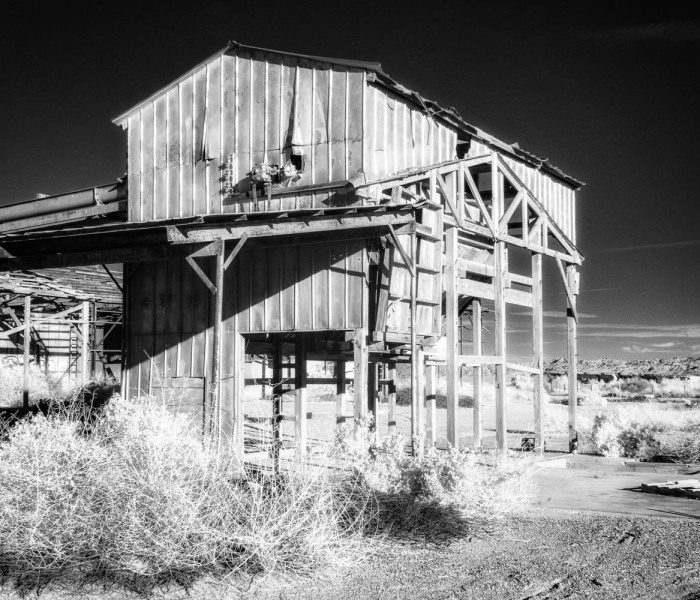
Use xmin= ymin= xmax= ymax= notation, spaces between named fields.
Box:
xmin=353 ymin=152 xmax=581 ymax=455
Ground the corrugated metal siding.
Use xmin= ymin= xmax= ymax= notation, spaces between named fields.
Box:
xmin=126 ymin=49 xmax=369 ymax=221
xmin=501 ymin=155 xmax=576 ymax=242
xmin=364 ymin=83 xmax=458 ymax=181
xmin=126 ymin=240 xmax=368 ymax=397
xmin=234 ymin=240 xmax=367 ymax=333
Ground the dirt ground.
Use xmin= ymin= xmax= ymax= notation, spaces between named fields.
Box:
xmin=12 ymin=508 xmax=695 ymax=600
xmin=240 ymin=509 xmax=700 ymax=600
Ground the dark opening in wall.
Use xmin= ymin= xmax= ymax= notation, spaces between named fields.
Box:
xmin=456 ymin=138 xmax=472 ymax=159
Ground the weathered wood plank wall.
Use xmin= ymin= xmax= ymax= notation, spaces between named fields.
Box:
xmin=125 ymin=239 xmax=368 ymax=400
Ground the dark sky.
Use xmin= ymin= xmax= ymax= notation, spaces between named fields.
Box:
xmin=1 ymin=2 xmax=699 ymax=360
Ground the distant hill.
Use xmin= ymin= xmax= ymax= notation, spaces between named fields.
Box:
xmin=545 ymin=357 xmax=700 ymax=378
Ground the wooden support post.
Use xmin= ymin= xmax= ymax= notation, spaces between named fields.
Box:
xmin=415 ymin=349 xmax=425 ymax=456
xmin=532 ymin=251 xmax=545 ymax=455
xmin=272 ymin=340 xmax=283 ymax=472
xmin=294 ymin=336 xmax=307 ymax=459
xmin=410 ymin=230 xmax=422 ymax=456
xmin=387 ymin=363 xmax=397 ymax=435
xmin=206 ymin=243 xmax=225 ymax=440
xmin=121 ymin=264 xmax=129 ymax=396
xmin=232 ymin=331 xmax=245 ymax=456
xmin=368 ymin=361 xmax=379 ymax=429
xmin=22 ymin=295 xmax=30 ymax=410
xmin=353 ymin=327 xmax=368 ymax=421
xmin=90 ymin=301 xmax=97 ymax=376
xmin=425 ymin=363 xmax=437 ymax=448
xmin=567 ymin=265 xmax=579 ymax=453
xmin=493 ymin=155 xmax=508 ymax=454
xmin=80 ymin=300 xmax=90 ymax=386
xmin=445 ymin=226 xmax=459 ymax=448
xmin=472 ymin=299 xmax=483 ymax=450
xmin=335 ymin=360 xmax=346 ymax=421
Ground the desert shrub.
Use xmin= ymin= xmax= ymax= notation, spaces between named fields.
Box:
xmin=0 ymin=394 xmax=374 ymax=594
xmin=588 ymin=410 xmax=662 ymax=460
xmin=662 ymin=426 xmax=700 ymax=463
xmin=0 ymin=363 xmax=63 ymax=408
xmin=576 ymin=387 xmax=607 ymax=407
xmin=620 ymin=378 xmax=651 ymax=396
xmin=333 ymin=418 xmax=535 ymax=536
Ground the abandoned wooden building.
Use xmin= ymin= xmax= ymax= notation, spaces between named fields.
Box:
xmin=0 ymin=41 xmax=583 ymax=455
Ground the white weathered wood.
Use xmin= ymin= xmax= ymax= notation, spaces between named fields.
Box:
xmin=22 ymin=296 xmax=31 ymax=408
xmin=472 ymin=299 xmax=482 ymax=450
xmin=493 ymin=155 xmax=508 ymax=454
xmin=425 ymin=363 xmax=436 ymax=448
xmin=445 ymin=226 xmax=459 ymax=448
xmin=532 ymin=251 xmax=545 ymax=455
xmin=353 ymin=327 xmax=368 ymax=420
xmin=567 ymin=264 xmax=578 ymax=453
xmin=208 ymin=244 xmax=224 ymax=440
xmin=81 ymin=300 xmax=90 ymax=386
xmin=456 ymin=279 xmax=533 ymax=308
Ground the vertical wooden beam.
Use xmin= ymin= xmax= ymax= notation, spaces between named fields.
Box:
xmin=90 ymin=300 xmax=97 ymax=376
xmin=121 ymin=264 xmax=129 ymax=396
xmin=493 ymin=154 xmax=508 ymax=454
xmin=472 ymin=299 xmax=483 ymax=450
xmin=22 ymin=295 xmax=30 ymax=409
xmin=425 ymin=363 xmax=437 ymax=448
xmin=353 ymin=327 xmax=368 ymax=421
xmin=567 ymin=264 xmax=579 ymax=453
xmin=271 ymin=339 xmax=283 ymax=472
xmin=232 ymin=330 xmax=245 ymax=457
xmin=532 ymin=251 xmax=545 ymax=455
xmin=368 ymin=361 xmax=379 ymax=429
xmin=294 ymin=335 xmax=307 ymax=459
xmin=335 ymin=360 xmax=346 ymax=421
xmin=81 ymin=300 xmax=90 ymax=386
xmin=410 ymin=229 xmax=422 ymax=456
xmin=206 ymin=242 xmax=225 ymax=439
xmin=387 ymin=362 xmax=397 ymax=435
xmin=445 ymin=225 xmax=459 ymax=448
xmin=532 ymin=252 xmax=545 ymax=453
xmin=415 ymin=348 xmax=425 ymax=456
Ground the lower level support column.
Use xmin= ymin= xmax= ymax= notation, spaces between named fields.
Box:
xmin=567 ymin=265 xmax=579 ymax=453
xmin=353 ymin=327 xmax=368 ymax=422
xmin=387 ymin=363 xmax=397 ymax=435
xmin=425 ymin=363 xmax=437 ymax=448
xmin=445 ymin=226 xmax=459 ymax=448
xmin=335 ymin=360 xmax=346 ymax=423
xmin=472 ymin=299 xmax=483 ymax=450
xmin=494 ymin=240 xmax=508 ymax=453
xmin=294 ymin=336 xmax=307 ymax=459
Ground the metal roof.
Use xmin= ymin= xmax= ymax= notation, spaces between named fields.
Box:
xmin=112 ymin=40 xmax=583 ymax=190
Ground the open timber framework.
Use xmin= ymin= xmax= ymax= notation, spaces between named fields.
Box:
xmin=0 ymin=41 xmax=583 ymax=458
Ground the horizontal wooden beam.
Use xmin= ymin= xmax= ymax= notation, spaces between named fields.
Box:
xmin=0 ymin=201 xmax=128 ymax=234
xmin=457 ymin=355 xmax=504 ymax=366
xmin=456 ymin=258 xmax=533 ymax=287
xmin=167 ymin=212 xmax=415 ymax=245
xmin=456 ymin=279 xmax=533 ymax=308
xmin=0 ymin=241 xmax=221 ymax=272
xmin=506 ymin=362 xmax=541 ymax=375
